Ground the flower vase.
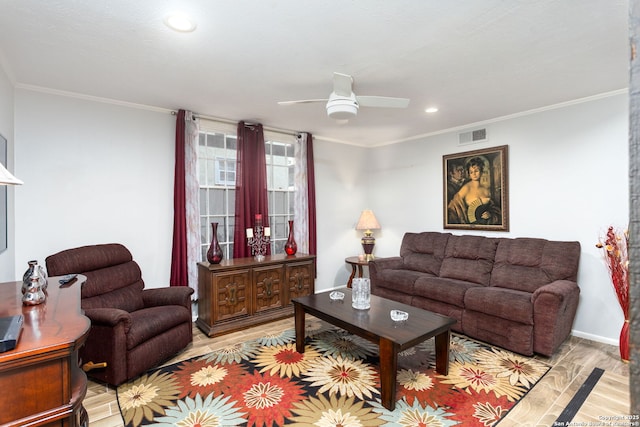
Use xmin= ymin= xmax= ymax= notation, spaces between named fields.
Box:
xmin=207 ymin=222 xmax=223 ymax=264
xmin=620 ymin=319 xmax=629 ymax=362
xmin=284 ymin=220 xmax=297 ymax=255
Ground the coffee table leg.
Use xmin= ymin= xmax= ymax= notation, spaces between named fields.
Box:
xmin=379 ymin=338 xmax=398 ymax=411
xmin=293 ymin=302 xmax=306 ymax=353
xmin=435 ymin=329 xmax=451 ymax=375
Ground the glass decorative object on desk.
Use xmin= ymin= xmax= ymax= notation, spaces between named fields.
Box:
xmin=351 ymin=278 xmax=370 ymax=310
xmin=22 ymin=266 xmax=47 ymax=305
xmin=22 ymin=260 xmax=48 ymax=293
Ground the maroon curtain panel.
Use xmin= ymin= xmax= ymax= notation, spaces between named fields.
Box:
xmin=233 ymin=121 xmax=269 ymax=258
xmin=306 ymin=133 xmax=317 ymax=258
xmin=170 ymin=110 xmax=188 ymax=286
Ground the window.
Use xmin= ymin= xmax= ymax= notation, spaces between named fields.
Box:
xmin=214 ymin=157 xmax=236 ymax=186
xmin=198 ymin=130 xmax=236 ymax=261
xmin=198 ymin=123 xmax=296 ymax=260
xmin=265 ymin=139 xmax=295 ymax=253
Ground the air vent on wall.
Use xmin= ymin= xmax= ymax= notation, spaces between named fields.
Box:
xmin=458 ymin=128 xmax=488 ymax=145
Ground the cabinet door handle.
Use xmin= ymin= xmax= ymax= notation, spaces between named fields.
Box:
xmin=265 ymin=278 xmax=272 ymax=296
xmin=228 ymin=284 xmax=236 ymax=304
xmin=297 ymin=274 xmax=304 ymax=290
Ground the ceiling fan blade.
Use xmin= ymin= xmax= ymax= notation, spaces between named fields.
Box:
xmin=277 ymin=99 xmax=328 ymax=105
xmin=333 ymin=72 xmax=353 ymax=97
xmin=357 ymin=96 xmax=410 ymax=108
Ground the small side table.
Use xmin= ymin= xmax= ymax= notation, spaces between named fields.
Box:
xmin=345 ymin=256 xmax=369 ymax=288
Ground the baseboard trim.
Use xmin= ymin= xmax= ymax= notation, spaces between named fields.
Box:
xmin=571 ymin=329 xmax=618 ymax=346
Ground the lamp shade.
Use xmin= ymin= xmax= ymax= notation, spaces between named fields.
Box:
xmin=0 ymin=163 xmax=23 ymax=185
xmin=356 ymin=210 xmax=380 ymax=231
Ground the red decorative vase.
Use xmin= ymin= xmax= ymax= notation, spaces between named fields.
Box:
xmin=620 ymin=319 xmax=629 ymax=362
xmin=207 ymin=222 xmax=223 ymax=264
xmin=284 ymin=220 xmax=297 ymax=256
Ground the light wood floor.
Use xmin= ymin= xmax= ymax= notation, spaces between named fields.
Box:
xmin=84 ymin=318 xmax=631 ymax=427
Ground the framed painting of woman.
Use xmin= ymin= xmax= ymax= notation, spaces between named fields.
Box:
xmin=443 ymin=145 xmax=509 ymax=231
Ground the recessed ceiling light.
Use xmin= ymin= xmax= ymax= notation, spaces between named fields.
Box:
xmin=164 ymin=13 xmax=197 ymax=32
xmin=425 ymin=107 xmax=439 ymax=113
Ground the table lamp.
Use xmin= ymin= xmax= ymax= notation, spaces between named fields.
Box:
xmin=356 ymin=209 xmax=380 ymax=261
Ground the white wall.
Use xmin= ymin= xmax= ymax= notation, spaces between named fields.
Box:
xmin=312 ymin=139 xmax=369 ymax=288
xmin=367 ymin=92 xmax=629 ymax=345
xmin=14 ymin=90 xmax=176 ymax=287
xmin=0 ymin=64 xmax=16 ymax=281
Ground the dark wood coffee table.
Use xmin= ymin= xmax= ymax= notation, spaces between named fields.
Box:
xmin=292 ymin=289 xmax=456 ymax=411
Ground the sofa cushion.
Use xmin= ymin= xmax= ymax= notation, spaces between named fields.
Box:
xmin=491 ymin=238 xmax=581 ymax=293
xmin=464 ymin=287 xmax=533 ymax=324
xmin=126 ymin=305 xmax=192 ymax=350
xmin=400 ymin=232 xmax=451 ymax=275
xmin=439 ymin=235 xmax=499 ymax=285
xmin=414 ymin=276 xmax=482 ymax=307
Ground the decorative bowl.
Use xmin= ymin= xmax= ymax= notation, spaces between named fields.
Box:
xmin=329 ymin=291 xmax=345 ymax=301
xmin=390 ymin=309 xmax=409 ymax=322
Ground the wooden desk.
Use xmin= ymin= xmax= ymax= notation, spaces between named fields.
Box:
xmin=0 ymin=275 xmax=90 ymax=427
xmin=345 ymin=256 xmax=369 ymax=288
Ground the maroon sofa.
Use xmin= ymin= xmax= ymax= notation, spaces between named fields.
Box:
xmin=369 ymin=232 xmax=581 ymax=356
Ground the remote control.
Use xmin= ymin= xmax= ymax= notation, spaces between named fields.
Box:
xmin=59 ymin=274 xmax=78 ymax=287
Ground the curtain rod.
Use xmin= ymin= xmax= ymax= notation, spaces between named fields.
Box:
xmin=170 ymin=110 xmax=299 ymax=137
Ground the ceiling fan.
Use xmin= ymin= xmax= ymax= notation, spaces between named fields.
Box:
xmin=277 ymin=72 xmax=410 ymax=120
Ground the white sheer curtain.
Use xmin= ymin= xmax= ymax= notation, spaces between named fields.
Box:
xmin=184 ymin=112 xmax=200 ymax=297
xmin=293 ymin=132 xmax=310 ymax=253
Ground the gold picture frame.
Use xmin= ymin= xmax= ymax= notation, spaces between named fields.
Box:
xmin=443 ymin=145 xmax=509 ymax=231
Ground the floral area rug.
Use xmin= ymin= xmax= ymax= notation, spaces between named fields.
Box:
xmin=117 ymin=321 xmax=550 ymax=426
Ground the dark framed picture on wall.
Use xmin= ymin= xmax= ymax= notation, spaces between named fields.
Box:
xmin=443 ymin=145 xmax=509 ymax=231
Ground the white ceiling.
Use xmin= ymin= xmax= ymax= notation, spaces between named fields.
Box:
xmin=0 ymin=0 xmax=630 ymax=146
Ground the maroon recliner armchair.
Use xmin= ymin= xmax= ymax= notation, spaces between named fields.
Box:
xmin=46 ymin=243 xmax=194 ymax=386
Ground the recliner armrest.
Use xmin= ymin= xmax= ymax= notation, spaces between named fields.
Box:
xmin=84 ymin=307 xmax=132 ymax=330
xmin=142 ymin=286 xmax=194 ymax=310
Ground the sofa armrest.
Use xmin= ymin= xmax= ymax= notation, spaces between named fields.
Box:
xmin=142 ymin=286 xmax=194 ymax=310
xmin=369 ymin=256 xmax=404 ymax=294
xmin=84 ymin=307 xmax=132 ymax=331
xmin=531 ymin=280 xmax=580 ymax=356
xmin=369 ymin=256 xmax=403 ymax=275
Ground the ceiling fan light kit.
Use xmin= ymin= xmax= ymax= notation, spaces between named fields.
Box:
xmin=278 ymin=72 xmax=410 ymax=121
xmin=326 ymin=96 xmax=359 ymax=119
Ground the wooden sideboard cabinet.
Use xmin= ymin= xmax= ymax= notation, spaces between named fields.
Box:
xmin=197 ymin=254 xmax=315 ymax=337
xmin=0 ymin=275 xmax=90 ymax=427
